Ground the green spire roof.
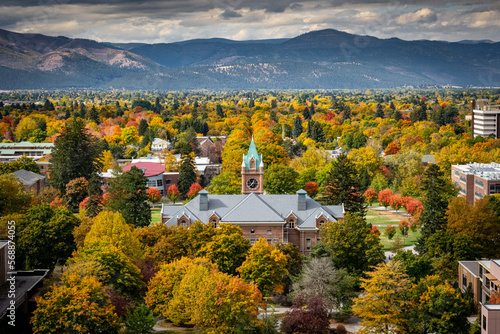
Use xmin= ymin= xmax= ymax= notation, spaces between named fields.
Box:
xmin=243 ymin=137 xmax=262 ymax=170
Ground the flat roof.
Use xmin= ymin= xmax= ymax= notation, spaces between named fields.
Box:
xmin=452 ymin=162 xmax=500 ymax=181
xmin=482 ymin=303 xmax=500 ymax=311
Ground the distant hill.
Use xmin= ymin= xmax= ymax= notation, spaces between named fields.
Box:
xmin=0 ymin=28 xmax=499 ymax=90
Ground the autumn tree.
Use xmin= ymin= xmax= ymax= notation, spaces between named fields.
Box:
xmin=186 ymin=182 xmax=203 ymax=200
xmin=146 ymin=187 xmax=162 ymax=204
xmin=167 ymin=184 xmax=180 ymax=203
xmin=363 ymin=189 xmax=378 ymax=206
xmin=304 ymin=181 xmax=319 ymax=198
xmin=281 ymin=296 xmax=330 ymax=334
xmin=84 ymin=211 xmax=143 ymax=260
xmin=390 ymin=194 xmax=403 ymax=211
xmin=17 ymin=204 xmax=80 ymax=270
xmin=0 ymin=155 xmax=40 ymax=175
xmin=31 ymin=275 xmax=120 ymax=334
xmin=237 ymin=238 xmax=288 ymax=296
xmin=321 ymin=213 xmax=384 ymax=277
xmin=50 ymin=117 xmax=102 ymax=194
xmin=207 ymin=171 xmax=241 ymax=194
xmin=107 ymin=166 xmax=151 ymax=228
xmin=352 ymin=261 xmax=411 ymax=334
xmin=86 ymin=173 xmax=103 ymax=218
xmin=199 ymin=223 xmax=250 ymax=276
xmin=324 ymin=154 xmax=366 ymax=215
xmin=263 ymin=163 xmax=299 ymax=194
xmin=0 ymin=173 xmax=32 ymax=216
xmin=64 ymin=177 xmax=88 ymax=212
xmin=378 ymin=188 xmax=393 ymax=209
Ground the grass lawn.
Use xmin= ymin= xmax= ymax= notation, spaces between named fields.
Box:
xmin=151 ymin=207 xmax=162 ymax=225
xmin=377 ymin=225 xmax=421 ymax=252
xmin=365 ymin=208 xmax=408 ymax=226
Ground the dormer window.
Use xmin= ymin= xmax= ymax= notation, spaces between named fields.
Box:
xmin=212 ymin=220 xmax=218 ymax=228
xmin=288 ymin=219 xmax=295 ymax=228
xmin=250 ymin=157 xmax=256 ymax=169
xmin=181 ymin=221 xmax=187 ymax=228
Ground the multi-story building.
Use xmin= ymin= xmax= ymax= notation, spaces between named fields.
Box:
xmin=451 ymin=162 xmax=500 ymax=204
xmin=458 ymin=260 xmax=500 ymax=333
xmin=161 ymin=138 xmax=344 ymax=254
xmin=472 ymin=99 xmax=500 ymax=139
xmin=0 ymin=142 xmax=54 ymax=162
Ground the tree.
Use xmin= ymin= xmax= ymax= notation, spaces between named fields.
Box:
xmin=84 ymin=211 xmax=143 ymax=260
xmin=147 ymin=187 xmax=162 ymax=204
xmin=0 ymin=155 xmax=40 ymax=175
xmin=292 ymin=257 xmax=356 ymax=311
xmin=378 ymin=188 xmax=393 ymax=209
xmin=124 ymin=304 xmax=156 ymax=334
xmin=199 ymin=224 xmax=250 ymax=276
xmin=276 ymin=242 xmax=303 ymax=293
xmin=385 ymin=225 xmax=396 ymax=240
xmin=393 ymin=250 xmax=433 ymax=283
xmin=0 ymin=173 xmax=32 ymax=216
xmin=304 ymin=181 xmax=319 ymax=198
xmin=370 ymin=173 xmax=388 ymax=193
xmin=207 ymin=171 xmax=241 ymax=194
xmin=321 ymin=213 xmax=384 ymax=277
xmin=167 ymin=184 xmax=180 ymax=203
xmin=263 ymin=163 xmax=299 ymax=194
xmin=31 ymin=275 xmax=120 ymax=334
xmin=64 ymin=177 xmax=89 ymax=212
xmin=407 ymin=275 xmax=471 ymax=334
xmin=390 ymin=194 xmax=403 ymax=211
xmin=363 ymin=189 xmax=378 ymax=206
xmin=237 ymin=238 xmax=288 ymax=296
xmin=186 ymin=183 xmax=203 ymax=200
xmin=292 ymin=116 xmax=303 ymax=138
xmin=138 ymin=119 xmax=149 ymax=136
xmin=352 ymin=261 xmax=411 ymax=334
xmin=86 ymin=173 xmax=103 ymax=218
xmin=178 ymin=153 xmax=197 ymax=199
xmin=281 ymin=296 xmax=330 ymax=334
xmin=17 ymin=205 xmax=80 ymax=270
xmin=375 ymin=103 xmax=384 ymax=118
xmin=50 ymin=117 xmax=102 ymax=194
xmin=324 ymin=154 xmax=366 ymax=215
xmin=417 ymin=164 xmax=453 ymax=254
xmin=107 ymin=166 xmax=151 ymax=228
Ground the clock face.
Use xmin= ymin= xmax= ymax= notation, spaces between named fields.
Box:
xmin=247 ymin=178 xmax=259 ymax=189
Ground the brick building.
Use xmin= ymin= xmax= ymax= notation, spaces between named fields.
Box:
xmin=161 ymin=138 xmax=344 ymax=254
xmin=458 ymin=260 xmax=500 ymax=333
xmin=451 ymin=162 xmax=500 ymax=204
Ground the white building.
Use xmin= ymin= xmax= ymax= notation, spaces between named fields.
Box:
xmin=472 ymin=99 xmax=500 ymax=139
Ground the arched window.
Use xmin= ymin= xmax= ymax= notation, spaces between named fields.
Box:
xmin=288 ymin=219 xmax=295 ymax=228
xmin=212 ymin=220 xmax=218 ymax=228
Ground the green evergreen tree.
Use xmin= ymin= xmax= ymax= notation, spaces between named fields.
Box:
xmin=313 ymin=122 xmax=325 ymax=142
xmin=306 ymin=120 xmax=314 ymax=139
xmin=359 ymin=168 xmax=371 ymax=193
xmin=50 ymin=117 xmax=102 ymax=194
xmin=138 ymin=119 xmax=149 ymax=136
xmin=216 ymin=104 xmax=224 ymax=117
xmin=86 ymin=173 xmax=103 ymax=218
xmin=178 ymin=154 xmax=197 ymax=199
xmin=302 ymin=107 xmax=311 ymax=120
xmin=124 ymin=304 xmax=156 ymax=334
xmin=292 ymin=116 xmax=303 ymax=138
xmin=341 ymin=107 xmax=351 ymax=124
xmin=416 ymin=164 xmax=451 ymax=254
xmin=375 ymin=103 xmax=384 ymax=118
xmin=324 ymin=154 xmax=366 ymax=215
xmin=248 ymin=99 xmax=255 ymax=108
xmin=107 ymin=166 xmax=151 ymax=228
xmin=89 ymin=106 xmax=99 ymax=124
xmin=154 ymin=96 xmax=162 ymax=113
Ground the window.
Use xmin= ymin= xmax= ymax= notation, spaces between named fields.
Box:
xmin=160 ymin=190 xmax=164 ymax=196
xmin=462 ymin=274 xmax=468 ymax=291
xmin=250 ymin=229 xmax=255 ymax=235
xmin=475 ymin=180 xmax=484 ymax=188
xmin=212 ymin=220 xmax=217 ymax=228
xmin=475 ymin=191 xmax=484 ymax=199
xmin=157 ymin=179 xmax=163 ymax=187
xmin=460 ymin=176 xmax=466 ymax=183
xmin=288 ymin=220 xmax=295 ymax=228
xmin=460 ymin=187 xmax=466 ymax=195
xmin=250 ymin=238 xmax=256 ymax=245
xmin=454 ymin=171 xmax=459 ymax=177
xmin=490 ymin=184 xmax=500 ymax=194
xmin=267 ymin=230 xmax=272 ymax=235
xmin=306 ymin=238 xmax=311 ymax=250
xmin=165 ymin=179 xmax=172 ymax=185
xmin=181 ymin=221 xmax=187 ymax=228
xmin=319 ymin=220 xmax=325 ymax=225
xmin=483 ymin=315 xmax=486 ymax=331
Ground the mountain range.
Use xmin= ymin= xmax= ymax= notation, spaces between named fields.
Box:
xmin=0 ymin=28 xmax=499 ymax=90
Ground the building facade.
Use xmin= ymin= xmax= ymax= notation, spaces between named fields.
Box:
xmin=0 ymin=142 xmax=54 ymax=162
xmin=458 ymin=260 xmax=500 ymax=334
xmin=472 ymin=99 xmax=500 ymax=139
xmin=161 ymin=139 xmax=344 ymax=254
xmin=451 ymin=162 xmax=500 ymax=204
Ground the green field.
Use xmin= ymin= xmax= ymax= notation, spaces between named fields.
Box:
xmin=151 ymin=207 xmax=162 ymax=225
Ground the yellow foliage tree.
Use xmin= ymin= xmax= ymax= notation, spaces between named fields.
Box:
xmin=84 ymin=211 xmax=143 ymax=260
xmin=121 ymin=126 xmax=139 ymax=145
xmin=100 ymin=150 xmax=115 ymax=172
xmin=352 ymin=261 xmax=411 ymax=334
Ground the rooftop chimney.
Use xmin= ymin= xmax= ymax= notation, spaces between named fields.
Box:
xmin=199 ymin=189 xmax=209 ymax=211
xmin=297 ymin=189 xmax=307 ymax=211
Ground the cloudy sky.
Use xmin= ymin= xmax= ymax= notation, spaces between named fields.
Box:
xmin=1 ymin=0 xmax=499 ymax=43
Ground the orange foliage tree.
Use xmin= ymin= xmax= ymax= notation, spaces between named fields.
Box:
xmin=187 ymin=183 xmax=203 ymax=200
xmin=147 ymin=187 xmax=162 ymax=204
xmin=378 ymin=189 xmax=393 ymax=209
xmin=363 ymin=189 xmax=378 ymax=206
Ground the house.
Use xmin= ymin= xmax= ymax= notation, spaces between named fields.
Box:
xmin=161 ymin=138 xmax=344 ymax=254
xmin=0 ymin=241 xmax=48 ymax=334
xmin=13 ymin=169 xmax=46 ymax=195
xmin=0 ymin=142 xmax=54 ymax=161
xmin=195 ymin=136 xmax=226 ymax=163
xmin=451 ymin=162 xmax=500 ymax=204
xmin=150 ymin=138 xmax=171 ymax=152
xmin=458 ymin=260 xmax=500 ymax=333
xmin=471 ymin=99 xmax=500 ymax=139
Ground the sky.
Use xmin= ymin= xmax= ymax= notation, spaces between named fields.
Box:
xmin=0 ymin=0 xmax=499 ymax=44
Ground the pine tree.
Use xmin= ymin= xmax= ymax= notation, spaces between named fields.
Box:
xmin=138 ymin=119 xmax=149 ymax=136
xmin=89 ymin=106 xmax=99 ymax=124
xmin=248 ymin=99 xmax=255 ymax=108
xmin=154 ymin=96 xmax=162 ymax=113
xmin=306 ymin=120 xmax=314 ymax=139
xmin=359 ymin=168 xmax=371 ymax=193
xmin=86 ymin=173 xmax=103 ymax=218
xmin=313 ymin=122 xmax=325 ymax=142
xmin=324 ymin=154 xmax=366 ymax=215
xmin=375 ymin=103 xmax=384 ymax=118
xmin=50 ymin=117 xmax=102 ymax=194
xmin=292 ymin=116 xmax=303 ymax=138
xmin=216 ymin=104 xmax=224 ymax=117
xmin=302 ymin=107 xmax=310 ymax=120
xmin=178 ymin=154 xmax=197 ymax=199
xmin=342 ymin=107 xmax=351 ymax=123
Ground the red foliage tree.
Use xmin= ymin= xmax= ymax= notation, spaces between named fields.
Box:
xmin=389 ymin=194 xmax=403 ymax=211
xmin=363 ymin=189 xmax=378 ymax=206
xmin=371 ymin=225 xmax=381 ymax=236
xmin=378 ymin=189 xmax=393 ymax=209
xmin=304 ymin=182 xmax=319 ymax=198
xmin=398 ymin=220 xmax=410 ymax=235
xmin=406 ymin=198 xmax=423 ymax=217
xmin=105 ymin=288 xmax=132 ymax=318
xmin=79 ymin=196 xmax=89 ymax=210
xmin=384 ymin=142 xmax=400 ymax=156
xmin=490 ymin=292 xmax=500 ymax=304
xmin=147 ymin=187 xmax=162 ymax=204
xmin=167 ymin=185 xmax=180 ymax=204
xmin=186 ymin=183 xmax=203 ymax=199
xmin=281 ymin=296 xmax=330 ymax=334
xmin=384 ymin=225 xmax=396 ymax=240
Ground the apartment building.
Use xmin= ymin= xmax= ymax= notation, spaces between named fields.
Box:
xmin=472 ymin=99 xmax=500 ymax=139
xmin=0 ymin=142 xmax=54 ymax=161
xmin=451 ymin=162 xmax=500 ymax=204
xmin=458 ymin=260 xmax=500 ymax=334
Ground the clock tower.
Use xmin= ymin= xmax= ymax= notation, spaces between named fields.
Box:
xmin=241 ymin=137 xmax=264 ymax=195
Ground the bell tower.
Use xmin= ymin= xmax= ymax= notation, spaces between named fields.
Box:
xmin=241 ymin=137 xmax=264 ymax=195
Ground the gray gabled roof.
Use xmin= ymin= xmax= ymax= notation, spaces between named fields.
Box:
xmin=162 ymin=191 xmax=344 ymax=229
xmin=13 ymin=169 xmax=45 ymax=187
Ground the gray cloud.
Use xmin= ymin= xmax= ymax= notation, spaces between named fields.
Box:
xmin=220 ymin=9 xmax=242 ymax=19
